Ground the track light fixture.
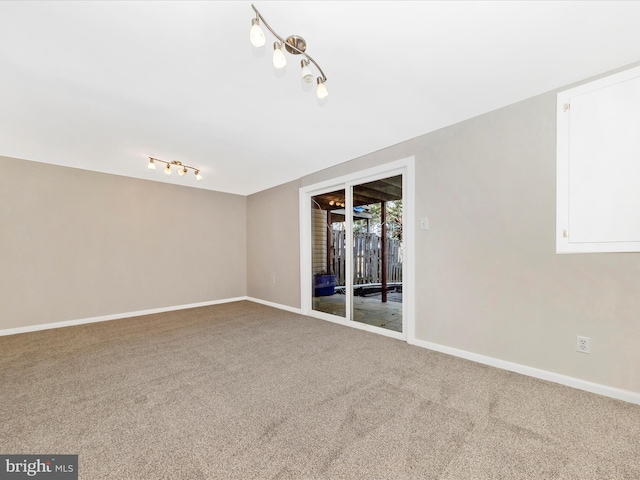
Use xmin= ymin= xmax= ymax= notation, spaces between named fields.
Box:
xmin=250 ymin=3 xmax=328 ymax=100
xmin=300 ymin=59 xmax=313 ymax=84
xmin=316 ymin=77 xmax=328 ymax=100
xmin=250 ymin=18 xmax=265 ymax=47
xmin=272 ymin=42 xmax=286 ymax=69
xmin=148 ymin=157 xmax=202 ymax=181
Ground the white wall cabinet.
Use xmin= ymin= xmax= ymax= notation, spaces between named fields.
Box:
xmin=557 ymin=65 xmax=640 ymax=253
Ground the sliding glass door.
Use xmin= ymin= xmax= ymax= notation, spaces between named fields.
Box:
xmin=311 ymin=188 xmax=346 ymax=318
xmin=307 ymin=174 xmax=404 ymax=335
xmin=351 ymin=175 xmax=403 ymax=332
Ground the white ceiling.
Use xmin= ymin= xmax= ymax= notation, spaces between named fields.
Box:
xmin=1 ymin=1 xmax=639 ymax=196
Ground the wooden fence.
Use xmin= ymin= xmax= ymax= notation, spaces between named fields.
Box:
xmin=330 ymin=230 xmax=402 ymax=287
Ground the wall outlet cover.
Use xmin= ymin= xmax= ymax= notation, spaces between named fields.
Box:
xmin=577 ymin=336 xmax=590 ymax=354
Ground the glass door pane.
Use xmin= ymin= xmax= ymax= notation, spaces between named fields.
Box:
xmin=311 ymin=189 xmax=346 ymax=317
xmin=351 ymin=175 xmax=403 ymax=331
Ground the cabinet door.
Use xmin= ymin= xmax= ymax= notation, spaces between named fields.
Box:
xmin=557 ymin=66 xmax=640 ymax=253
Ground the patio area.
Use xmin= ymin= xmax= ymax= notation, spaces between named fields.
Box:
xmin=312 ymin=291 xmax=402 ymax=332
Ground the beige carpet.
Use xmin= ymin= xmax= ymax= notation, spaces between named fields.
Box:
xmin=1 ymin=301 xmax=639 ymax=479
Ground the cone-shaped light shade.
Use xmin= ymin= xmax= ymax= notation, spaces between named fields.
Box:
xmin=148 ymin=158 xmax=156 ymax=170
xmin=301 ymin=60 xmax=313 ymax=83
xmin=250 ymin=19 xmax=265 ymax=47
xmin=272 ymin=42 xmax=286 ymax=69
xmin=316 ymin=78 xmax=328 ymax=99
xmin=165 ymin=164 xmax=171 ymax=175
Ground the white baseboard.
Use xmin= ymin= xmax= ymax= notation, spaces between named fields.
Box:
xmin=4 ymin=298 xmax=637 ymax=406
xmin=245 ymin=297 xmax=302 ymax=314
xmin=250 ymin=298 xmax=640 ymax=406
xmin=0 ymin=297 xmax=247 ymax=337
xmin=409 ymin=338 xmax=640 ymax=406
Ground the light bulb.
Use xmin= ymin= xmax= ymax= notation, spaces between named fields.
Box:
xmin=178 ymin=167 xmax=187 ymax=176
xmin=164 ymin=164 xmax=171 ymax=175
xmin=250 ymin=19 xmax=265 ymax=47
xmin=316 ymin=77 xmax=328 ymax=100
xmin=148 ymin=158 xmax=155 ymax=170
xmin=301 ymin=60 xmax=313 ymax=84
xmin=272 ymin=42 xmax=286 ymax=69
xmin=195 ymin=170 xmax=202 ymax=181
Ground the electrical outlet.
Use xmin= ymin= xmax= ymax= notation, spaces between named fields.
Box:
xmin=577 ymin=336 xmax=590 ymax=354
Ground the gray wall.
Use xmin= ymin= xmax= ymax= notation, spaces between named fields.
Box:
xmin=0 ymin=156 xmax=247 ymax=330
xmin=246 ymin=179 xmax=301 ymax=308
xmin=411 ymin=92 xmax=639 ymax=393
xmin=250 ymin=78 xmax=640 ymax=394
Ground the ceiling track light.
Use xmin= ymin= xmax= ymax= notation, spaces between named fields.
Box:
xmin=250 ymin=18 xmax=265 ymax=47
xmin=250 ymin=3 xmax=328 ymax=100
xmin=301 ymin=59 xmax=313 ymax=84
xmin=316 ymin=77 xmax=328 ymax=100
xmin=148 ymin=157 xmax=203 ymax=181
xmin=272 ymin=42 xmax=286 ymax=69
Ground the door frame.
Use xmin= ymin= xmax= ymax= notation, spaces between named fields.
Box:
xmin=299 ymin=156 xmax=415 ymax=343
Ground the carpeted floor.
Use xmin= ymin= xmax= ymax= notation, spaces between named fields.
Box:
xmin=1 ymin=301 xmax=639 ymax=479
